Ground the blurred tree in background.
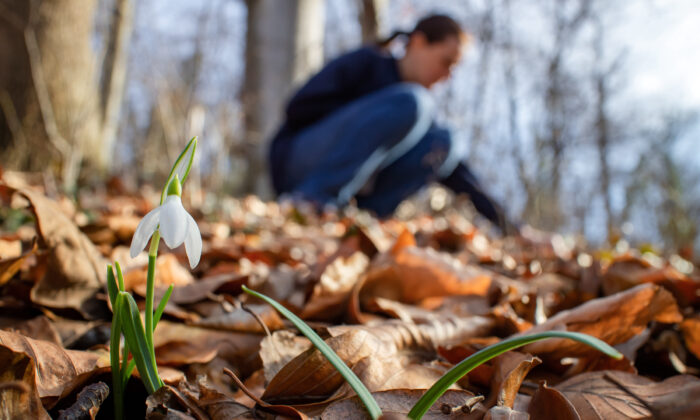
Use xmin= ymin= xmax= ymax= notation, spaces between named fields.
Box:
xmin=0 ymin=0 xmax=698 ymax=253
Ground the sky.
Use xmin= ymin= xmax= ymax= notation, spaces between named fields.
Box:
xmin=615 ymin=0 xmax=700 ymax=108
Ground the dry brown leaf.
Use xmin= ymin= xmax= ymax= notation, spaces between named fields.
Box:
xmin=521 ymin=284 xmax=682 ymax=363
xmin=527 ymin=381 xmax=580 ymax=420
xmin=0 ymin=346 xmax=51 ymax=420
xmin=193 ymin=302 xmax=285 ymax=333
xmin=641 ymin=379 xmax=700 ymax=419
xmin=360 ymin=246 xmax=492 ymax=304
xmin=602 ymin=256 xmax=700 ymax=306
xmin=553 ymin=371 xmax=700 ymax=419
xmin=0 ymin=330 xmax=108 ymax=408
xmin=486 ymin=352 xmax=541 ymax=409
xmin=260 ymin=330 xmax=312 ymax=383
xmin=0 ymin=315 xmax=62 ymax=345
xmin=680 ymin=316 xmax=700 ymax=359
xmin=0 ymin=238 xmax=37 ymax=286
xmin=321 ymin=389 xmax=486 ymax=420
xmin=18 ymin=189 xmax=106 ymax=319
xmin=233 ymin=369 xmax=266 ymax=408
xmin=300 ymin=251 xmax=369 ymax=321
xmin=126 ymin=253 xmax=195 ymax=291
xmin=263 ymin=317 xmax=493 ymax=404
xmin=153 ymin=321 xmax=262 ymax=375
xmin=56 ymin=381 xmax=109 ymax=420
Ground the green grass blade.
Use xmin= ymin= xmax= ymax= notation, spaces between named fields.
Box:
xmin=119 ymin=284 xmax=169 ymax=391
xmin=118 ymin=292 xmax=162 ymax=394
xmin=110 ymin=294 xmax=124 ymax=420
xmin=407 ymin=331 xmax=623 ymax=420
xmin=114 ymin=261 xmax=125 ymax=291
xmin=107 ymin=265 xmax=118 ymax=307
xmin=121 ymin=345 xmax=133 ymax=390
xmin=242 ymin=285 xmax=383 ymax=420
xmin=154 ymin=284 xmax=173 ymax=328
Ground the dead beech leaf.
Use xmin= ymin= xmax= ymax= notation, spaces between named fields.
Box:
xmin=361 ymin=246 xmax=492 ymax=304
xmin=0 ymin=346 xmax=51 ymax=420
xmin=0 ymin=315 xmax=62 ymax=345
xmin=194 ymin=378 xmax=252 ymax=420
xmin=260 ymin=330 xmax=312 ymax=383
xmin=521 ymin=284 xmax=682 ymax=361
xmin=18 ymin=189 xmax=106 ymax=318
xmin=0 ymin=238 xmax=37 ymax=286
xmin=342 ymin=357 xmax=454 ymax=395
xmin=193 ymin=302 xmax=285 ymax=333
xmin=153 ymin=321 xmax=262 ymax=373
xmin=126 ymin=253 xmax=194 ymax=292
xmin=553 ymin=371 xmax=700 ymax=419
xmin=641 ymin=379 xmax=700 ymax=419
xmin=0 ymin=330 xmax=108 ymax=408
xmin=263 ymin=317 xmax=493 ymax=403
xmin=680 ymin=316 xmax=700 ymax=359
xmin=56 ymin=381 xmax=110 ymax=420
xmin=321 ymin=389 xmax=486 ymax=420
xmin=486 ymin=352 xmax=541 ymax=409
xmin=300 ymin=251 xmax=369 ymax=321
xmin=262 ymin=329 xmax=388 ymax=403
xmin=527 ymin=381 xmax=580 ymax=420
xmin=602 ymin=256 xmax=699 ymax=306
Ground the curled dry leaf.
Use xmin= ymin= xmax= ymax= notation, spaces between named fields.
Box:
xmin=263 ymin=316 xmax=493 ymax=404
xmin=321 ymin=389 xmax=486 ymax=420
xmin=550 ymin=370 xmax=700 ymax=419
xmin=18 ymin=189 xmax=106 ymax=319
xmin=486 ymin=352 xmax=541 ymax=409
xmin=56 ymin=381 xmax=109 ymax=420
xmin=0 ymin=315 xmax=62 ymax=346
xmin=0 ymin=346 xmax=51 ymax=420
xmin=193 ymin=302 xmax=285 ymax=333
xmin=360 ymin=245 xmax=492 ymax=305
xmin=527 ymin=381 xmax=580 ymax=420
xmin=127 ymin=253 xmax=195 ymax=292
xmin=153 ymin=321 xmax=263 ymax=375
xmin=260 ymin=330 xmax=312 ymax=383
xmin=0 ymin=330 xmax=108 ymax=408
xmin=521 ymin=284 xmax=682 ymax=362
xmin=680 ymin=316 xmax=700 ymax=360
xmin=301 ymin=251 xmax=369 ymax=321
xmin=0 ymin=237 xmax=37 ymax=287
xmin=602 ymin=255 xmax=700 ymax=306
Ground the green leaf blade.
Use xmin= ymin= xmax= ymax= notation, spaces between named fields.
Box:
xmin=118 ymin=292 xmax=162 ymax=394
xmin=407 ymin=331 xmax=622 ymax=419
xmin=242 ymin=285 xmax=383 ymax=420
xmin=160 ymin=136 xmax=197 ymax=204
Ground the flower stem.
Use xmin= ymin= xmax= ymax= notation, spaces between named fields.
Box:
xmin=145 ymin=231 xmax=160 ymax=349
xmin=145 ymin=230 xmax=163 ymax=389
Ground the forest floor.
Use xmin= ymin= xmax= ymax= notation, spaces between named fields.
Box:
xmin=0 ymin=171 xmax=699 ymax=419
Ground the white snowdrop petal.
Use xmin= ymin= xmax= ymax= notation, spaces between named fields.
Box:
xmin=159 ymin=196 xmax=188 ymax=248
xmin=184 ymin=213 xmax=202 ymax=269
xmin=130 ymin=207 xmax=161 ymax=258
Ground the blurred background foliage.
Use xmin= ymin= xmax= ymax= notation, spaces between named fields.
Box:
xmin=0 ymin=0 xmax=698 ymax=252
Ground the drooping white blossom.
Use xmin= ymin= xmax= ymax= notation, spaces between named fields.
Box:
xmin=130 ymin=195 xmax=201 ymax=268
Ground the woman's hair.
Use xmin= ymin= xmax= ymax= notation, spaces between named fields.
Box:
xmin=377 ymin=14 xmax=463 ymax=48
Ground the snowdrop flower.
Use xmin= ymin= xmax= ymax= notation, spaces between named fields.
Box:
xmin=130 ymin=176 xmax=202 ymax=268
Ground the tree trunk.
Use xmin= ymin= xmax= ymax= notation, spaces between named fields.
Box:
xmin=358 ymin=0 xmax=387 ymax=44
xmin=242 ymin=0 xmax=325 ymax=197
xmin=99 ymin=0 xmax=133 ymax=173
